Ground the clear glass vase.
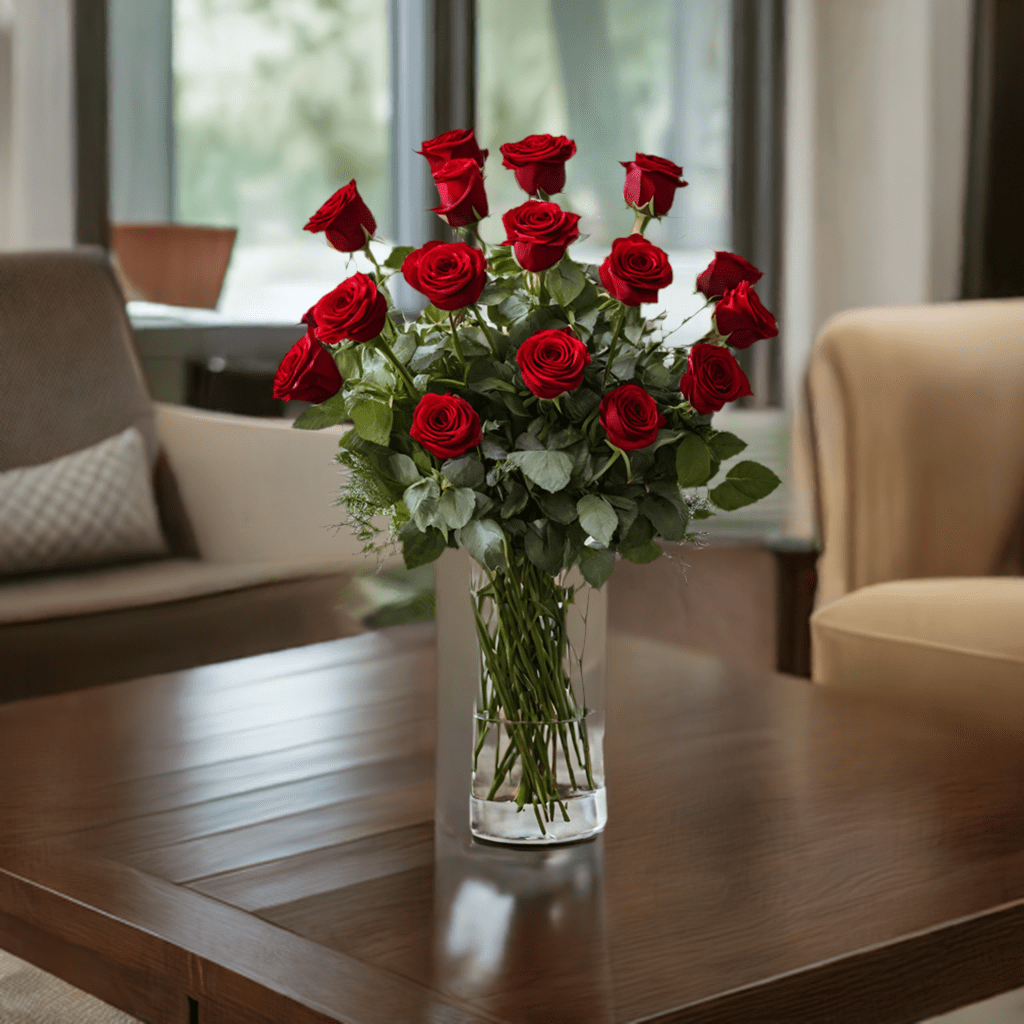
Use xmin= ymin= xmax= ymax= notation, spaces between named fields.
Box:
xmin=468 ymin=556 xmax=607 ymax=845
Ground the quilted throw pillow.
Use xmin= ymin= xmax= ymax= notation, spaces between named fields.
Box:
xmin=0 ymin=426 xmax=169 ymax=577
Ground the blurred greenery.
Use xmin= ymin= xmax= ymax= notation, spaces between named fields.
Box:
xmin=173 ymin=0 xmax=728 ymax=272
xmin=174 ymin=0 xmax=390 ymax=243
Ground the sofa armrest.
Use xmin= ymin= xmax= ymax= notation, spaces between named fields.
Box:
xmin=807 ymin=299 xmax=1024 ymax=604
xmin=154 ymin=402 xmax=378 ymax=568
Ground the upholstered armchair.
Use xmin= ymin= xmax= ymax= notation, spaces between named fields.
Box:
xmin=807 ymin=299 xmax=1024 ymax=731
xmin=0 ymin=248 xmax=374 ymax=700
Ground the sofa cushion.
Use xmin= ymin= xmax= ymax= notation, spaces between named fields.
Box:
xmin=811 ymin=578 xmax=1024 ymax=733
xmin=0 ymin=427 xmax=168 ymax=577
xmin=0 ymin=556 xmax=357 ymax=625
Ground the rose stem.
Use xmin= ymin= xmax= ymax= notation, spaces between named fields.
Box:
xmin=448 ymin=311 xmax=469 ymax=369
xmin=471 ymin=308 xmax=500 ymax=357
xmin=374 ymin=331 xmax=420 ymax=399
xmin=602 ymin=304 xmax=627 ymax=385
xmin=631 ymin=211 xmax=652 ymax=235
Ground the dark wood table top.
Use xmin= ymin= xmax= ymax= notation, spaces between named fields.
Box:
xmin=2 ymin=623 xmax=1024 ymax=1024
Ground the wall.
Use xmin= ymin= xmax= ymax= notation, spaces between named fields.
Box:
xmin=0 ymin=0 xmax=75 ymax=249
xmin=783 ymin=0 xmax=973 ymax=534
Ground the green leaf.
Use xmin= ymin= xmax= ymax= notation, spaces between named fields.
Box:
xmin=478 ymin=279 xmax=516 ymax=305
xmin=580 ymin=546 xmax=616 ymax=588
xmin=508 ymin=307 xmax=568 ymax=350
xmin=641 ymin=361 xmax=678 ymax=389
xmin=501 ymin=480 xmax=529 ymax=518
xmin=391 ymin=332 xmax=416 ymax=363
xmin=438 ymin=487 xmax=476 ymax=530
xmin=384 ymin=245 xmax=415 ymax=270
xmin=546 ymin=425 xmax=583 ymax=450
xmin=473 ymin=491 xmax=495 ymax=517
xmin=621 ymin=540 xmax=662 ymax=564
xmin=545 ymin=259 xmax=586 ymax=307
xmin=514 ymin=432 xmax=545 ymax=451
xmin=291 ymin=391 xmax=347 ymax=430
xmin=400 ymin=523 xmax=447 ymax=569
xmin=620 ymin=514 xmax=653 ymax=553
xmin=350 ymin=399 xmax=393 ymax=446
xmin=676 ymin=432 xmax=712 ymax=487
xmin=385 ymin=453 xmax=420 ymax=486
xmin=441 ymin=455 xmax=485 ymax=489
xmin=412 ymin=447 xmax=433 ymax=473
xmin=410 ymin=342 xmax=445 ymax=373
xmin=334 ymin=346 xmax=362 ymax=380
xmin=708 ymin=430 xmax=748 ymax=463
xmin=423 ymin=304 xmax=449 ymax=324
xmin=562 ymin=387 xmax=601 ymax=421
xmin=641 ymin=495 xmax=686 ymax=542
xmin=459 ymin=518 xmax=506 ymax=571
xmin=691 ymin=508 xmax=715 ymax=520
xmin=576 ymin=494 xmax=618 ymax=547
xmin=610 ymin=344 xmax=640 ymax=381
xmin=403 ymin=477 xmax=440 ymax=531
xmin=496 ymin=293 xmax=530 ymax=324
xmin=506 ymin=450 xmax=574 ymax=493
xmin=709 ymin=461 xmax=782 ymax=511
xmin=538 ymin=491 xmax=578 ymax=525
xmin=525 ymin=522 xmax=565 ymax=575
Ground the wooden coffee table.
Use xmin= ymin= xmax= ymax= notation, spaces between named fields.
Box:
xmin=2 ymin=623 xmax=1024 ymax=1023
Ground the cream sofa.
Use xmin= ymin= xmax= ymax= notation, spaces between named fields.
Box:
xmin=807 ymin=300 xmax=1024 ymax=732
xmin=0 ymin=249 xmax=376 ymax=700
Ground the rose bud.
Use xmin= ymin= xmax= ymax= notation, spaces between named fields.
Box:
xmin=402 ymin=241 xmax=487 ymax=310
xmin=273 ymin=328 xmax=343 ymax=404
xmin=678 ymin=342 xmax=753 ymax=414
xmin=501 ymin=201 xmax=581 ymax=272
xmin=599 ymin=236 xmax=673 ymax=306
xmin=713 ymin=281 xmax=778 ymax=349
xmin=430 ymin=158 xmax=489 ymax=228
xmin=600 ymin=384 xmax=666 ymax=451
xmin=516 ymin=329 xmax=591 ymax=399
xmin=499 ymin=134 xmax=577 ymax=196
xmin=302 ymin=180 xmax=376 ymax=253
xmin=410 ymin=392 xmax=483 ymax=460
xmin=621 ymin=153 xmax=687 ymax=216
xmin=417 ymin=128 xmax=488 ymax=172
xmin=696 ymin=251 xmax=763 ymax=299
xmin=312 ymin=273 xmax=388 ymax=345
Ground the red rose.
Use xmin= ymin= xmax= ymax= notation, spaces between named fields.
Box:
xmin=599 ymin=236 xmax=673 ymax=306
xmin=273 ymin=328 xmax=343 ymax=403
xmin=312 ymin=273 xmax=388 ymax=344
xmin=696 ymin=251 xmax=763 ymax=299
xmin=499 ymin=134 xmax=577 ymax=196
xmin=516 ymin=329 xmax=591 ymax=399
xmin=621 ymin=153 xmax=687 ymax=216
xmin=430 ymin=158 xmax=489 ymax=228
xmin=418 ymin=128 xmax=488 ymax=172
xmin=410 ymin=393 xmax=483 ymax=460
xmin=714 ymin=281 xmax=778 ymax=349
xmin=678 ymin=342 xmax=753 ymax=414
xmin=302 ymin=180 xmax=376 ymax=253
xmin=501 ymin=201 xmax=581 ymax=272
xmin=600 ymin=384 xmax=666 ymax=451
xmin=402 ymin=241 xmax=487 ymax=310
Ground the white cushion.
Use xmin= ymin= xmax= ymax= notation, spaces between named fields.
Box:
xmin=0 ymin=426 xmax=168 ymax=577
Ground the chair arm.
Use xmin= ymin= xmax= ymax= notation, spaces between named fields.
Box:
xmin=807 ymin=299 xmax=1024 ymax=605
xmin=154 ymin=402 xmax=381 ymax=568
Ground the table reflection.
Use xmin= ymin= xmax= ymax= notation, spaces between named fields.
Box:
xmin=432 ymin=831 xmax=614 ymax=1022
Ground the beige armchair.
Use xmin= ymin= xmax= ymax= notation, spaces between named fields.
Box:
xmin=807 ymin=299 xmax=1024 ymax=732
xmin=0 ymin=248 xmax=374 ymax=700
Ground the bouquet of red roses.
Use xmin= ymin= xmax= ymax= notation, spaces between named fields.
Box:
xmin=275 ymin=129 xmax=779 ymax=837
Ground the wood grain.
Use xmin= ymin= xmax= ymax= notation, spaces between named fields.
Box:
xmin=3 ymin=622 xmax=1024 ymax=1023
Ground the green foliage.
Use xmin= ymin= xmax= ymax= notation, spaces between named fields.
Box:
xmin=709 ymin=461 xmax=782 ymax=511
xmin=305 ymin=241 xmax=778 ymax=587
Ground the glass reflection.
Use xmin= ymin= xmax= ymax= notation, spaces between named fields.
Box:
xmin=433 ymin=831 xmax=614 ymax=1021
